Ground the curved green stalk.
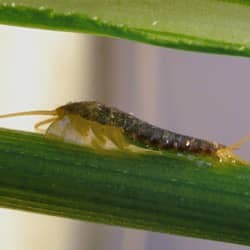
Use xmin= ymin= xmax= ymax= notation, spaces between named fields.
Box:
xmin=1 ymin=1 xmax=250 ymax=57
xmin=0 ymin=128 xmax=250 ymax=245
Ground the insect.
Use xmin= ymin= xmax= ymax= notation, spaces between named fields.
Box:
xmin=0 ymin=101 xmax=248 ymax=163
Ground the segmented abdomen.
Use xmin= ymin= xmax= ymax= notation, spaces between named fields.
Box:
xmin=59 ymin=101 xmax=225 ymax=154
xmin=123 ymin=120 xmax=224 ymax=154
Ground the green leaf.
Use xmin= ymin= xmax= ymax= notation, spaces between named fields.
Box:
xmin=1 ymin=1 xmax=250 ymax=57
xmin=1 ymin=127 xmax=250 ymax=245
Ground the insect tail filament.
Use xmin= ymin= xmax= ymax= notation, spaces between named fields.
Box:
xmin=228 ymin=132 xmax=250 ymax=151
xmin=216 ymin=133 xmax=250 ymax=165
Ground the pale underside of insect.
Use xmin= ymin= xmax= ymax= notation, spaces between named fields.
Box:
xmin=0 ymin=101 xmax=249 ymax=164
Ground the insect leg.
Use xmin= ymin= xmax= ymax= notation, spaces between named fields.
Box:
xmin=34 ymin=117 xmax=57 ymax=132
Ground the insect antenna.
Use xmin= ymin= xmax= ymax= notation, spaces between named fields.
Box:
xmin=0 ymin=109 xmax=58 ymax=132
xmin=0 ymin=110 xmax=57 ymax=119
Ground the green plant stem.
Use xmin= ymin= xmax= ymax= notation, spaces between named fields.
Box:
xmin=0 ymin=128 xmax=250 ymax=245
xmin=1 ymin=1 xmax=250 ymax=57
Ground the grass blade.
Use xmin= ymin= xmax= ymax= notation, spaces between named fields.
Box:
xmin=0 ymin=128 xmax=250 ymax=245
xmin=1 ymin=1 xmax=250 ymax=56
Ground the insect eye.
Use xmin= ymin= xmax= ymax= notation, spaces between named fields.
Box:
xmin=55 ymin=107 xmax=65 ymax=117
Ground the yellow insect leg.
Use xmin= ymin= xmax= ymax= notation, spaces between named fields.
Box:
xmin=46 ymin=114 xmax=156 ymax=154
xmin=35 ymin=117 xmax=57 ymax=132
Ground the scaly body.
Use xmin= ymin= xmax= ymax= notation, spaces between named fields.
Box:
xmin=0 ymin=101 xmax=246 ymax=163
xmin=57 ymin=101 xmax=225 ymax=155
